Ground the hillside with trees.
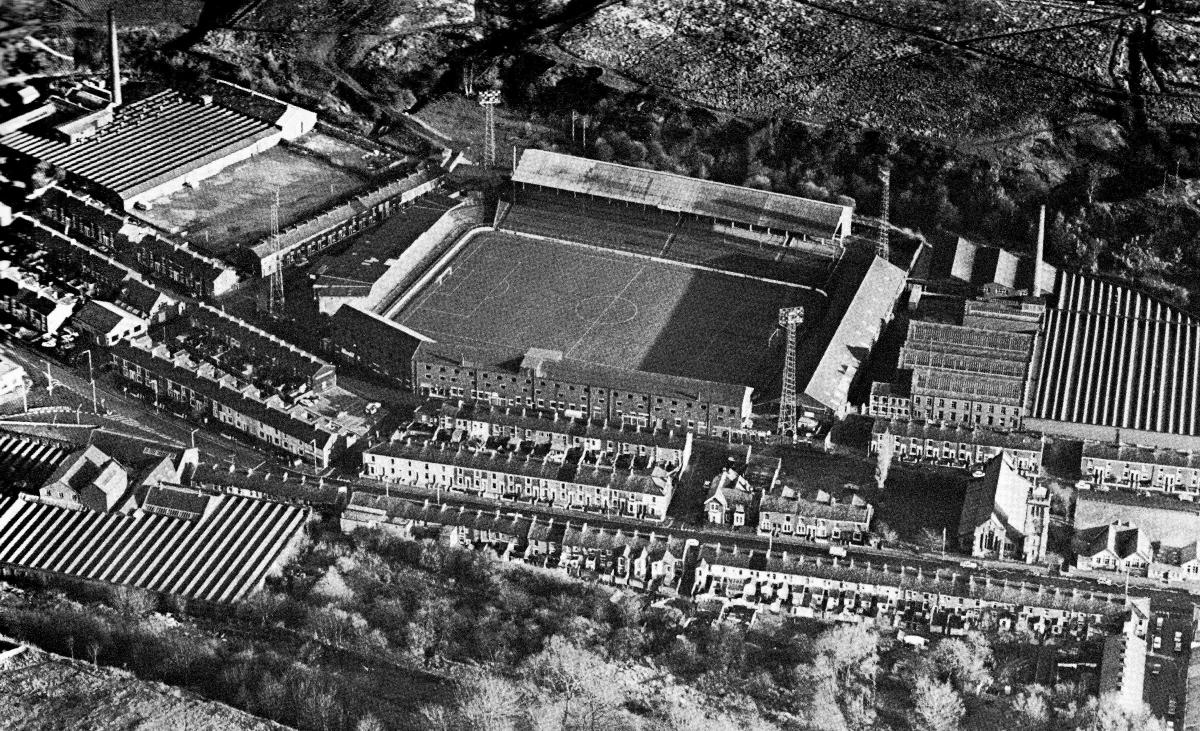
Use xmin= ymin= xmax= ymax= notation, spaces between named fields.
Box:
xmin=0 ymin=527 xmax=1169 ymax=730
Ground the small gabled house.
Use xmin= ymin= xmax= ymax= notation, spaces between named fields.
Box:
xmin=704 ymin=449 xmax=781 ymax=527
xmin=1074 ymin=522 xmax=1153 ymax=576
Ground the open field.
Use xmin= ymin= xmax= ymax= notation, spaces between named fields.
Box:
xmin=394 ymin=230 xmax=820 ymax=388
xmin=136 ymin=139 xmax=368 ymax=254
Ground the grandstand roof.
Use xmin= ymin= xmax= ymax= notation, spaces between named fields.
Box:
xmin=1034 ymin=271 xmax=1200 ymax=436
xmin=513 ymin=150 xmax=851 ymax=240
xmin=800 ymin=256 xmax=906 ymax=413
xmin=0 ymin=90 xmax=277 ymax=203
xmin=0 ymin=492 xmax=309 ymax=603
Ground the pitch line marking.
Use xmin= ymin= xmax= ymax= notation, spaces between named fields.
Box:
xmin=565 ymin=262 xmax=649 ymax=360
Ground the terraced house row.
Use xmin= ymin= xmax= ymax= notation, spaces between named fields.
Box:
xmin=341 ymin=493 xmax=688 ymax=587
xmin=694 ymin=544 xmax=1138 ymax=638
xmin=362 ymin=434 xmax=675 ymax=521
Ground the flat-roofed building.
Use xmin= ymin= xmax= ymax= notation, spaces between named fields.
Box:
xmin=362 ymin=435 xmax=675 ymax=521
xmin=871 ymin=418 xmax=1044 ymax=476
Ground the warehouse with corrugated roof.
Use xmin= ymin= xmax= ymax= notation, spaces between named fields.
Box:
xmin=1029 ymin=271 xmax=1200 ymax=450
xmin=0 ymin=81 xmax=314 ymax=212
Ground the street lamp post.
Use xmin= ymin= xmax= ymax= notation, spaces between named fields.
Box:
xmin=190 ymin=428 xmax=198 ymax=449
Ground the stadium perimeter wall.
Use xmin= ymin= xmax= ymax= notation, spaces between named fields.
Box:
xmin=379 ymin=225 xmax=492 ymax=320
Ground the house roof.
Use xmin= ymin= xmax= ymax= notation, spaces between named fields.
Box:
xmin=109 ymin=341 xmax=340 ymax=449
xmin=433 ymin=399 xmax=691 ymax=451
xmin=759 ymin=489 xmax=872 ymax=523
xmin=118 ymin=278 xmax=172 ymax=317
xmin=1082 ymin=442 xmax=1200 ymax=470
xmin=512 ymin=149 xmax=852 ymax=240
xmin=1075 ymin=522 xmax=1152 ymax=560
xmin=1074 ymin=491 xmax=1200 ymax=548
xmin=366 ymin=437 xmax=673 ymax=497
xmin=696 ymin=545 xmax=1125 ymax=616
xmin=418 ymin=340 xmax=750 ymax=406
xmin=73 ymin=299 xmax=143 ymax=336
xmin=872 ymin=417 xmax=1044 ymax=453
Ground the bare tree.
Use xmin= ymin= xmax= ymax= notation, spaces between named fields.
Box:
xmin=65 ymin=635 xmax=74 ymax=661
xmin=909 ymin=674 xmax=964 ymax=731
xmin=87 ymin=640 xmax=100 ymax=668
xmin=875 ymin=434 xmax=895 ymax=490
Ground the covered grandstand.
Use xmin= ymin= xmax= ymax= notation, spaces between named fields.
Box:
xmin=1029 ymin=271 xmax=1200 ymax=450
xmin=511 ymin=150 xmax=853 ymax=243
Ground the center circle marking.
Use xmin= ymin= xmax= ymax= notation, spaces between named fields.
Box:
xmin=574 ymin=295 xmax=638 ymax=325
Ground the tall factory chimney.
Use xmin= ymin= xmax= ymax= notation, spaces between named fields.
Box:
xmin=1034 ymin=204 xmax=1046 ymax=295
xmin=108 ymin=9 xmax=122 ymax=107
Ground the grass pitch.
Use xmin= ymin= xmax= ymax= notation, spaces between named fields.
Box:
xmin=394 ymin=231 xmax=823 ymax=388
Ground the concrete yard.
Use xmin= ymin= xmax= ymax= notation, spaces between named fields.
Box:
xmin=393 ymin=230 xmax=823 ymax=389
xmin=134 ymin=137 xmax=369 ymax=255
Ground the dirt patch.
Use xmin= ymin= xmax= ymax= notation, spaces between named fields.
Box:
xmin=0 ymin=641 xmax=283 ymax=730
xmin=135 ymin=144 xmax=368 ymax=254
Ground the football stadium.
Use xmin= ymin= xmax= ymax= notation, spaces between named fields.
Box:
xmin=335 ymin=150 xmax=907 ymax=437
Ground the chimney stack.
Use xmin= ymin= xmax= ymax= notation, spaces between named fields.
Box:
xmin=1034 ymin=204 xmax=1046 ymax=295
xmin=108 ymin=9 xmax=122 ymax=108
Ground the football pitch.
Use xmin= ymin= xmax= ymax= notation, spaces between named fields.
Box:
xmin=392 ymin=231 xmax=823 ymax=388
